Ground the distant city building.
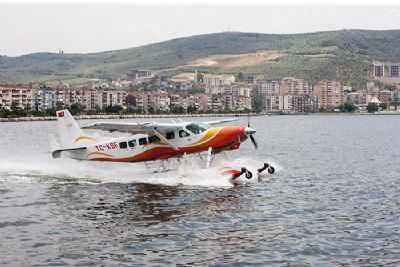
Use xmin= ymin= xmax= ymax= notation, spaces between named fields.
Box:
xmin=153 ymin=91 xmax=171 ymax=112
xmin=278 ymin=95 xmax=293 ymax=111
xmin=203 ymin=74 xmax=235 ymax=87
xmin=366 ymin=81 xmax=380 ymax=94
xmin=0 ymin=84 xmax=34 ymax=110
xmin=280 ymin=77 xmax=311 ymax=95
xmin=127 ymin=92 xmax=145 ymax=112
xmin=35 ymin=90 xmax=55 ymax=111
xmin=263 ymin=95 xmax=279 ymax=112
xmin=347 ymin=92 xmax=362 ymax=105
xmin=127 ymin=69 xmax=152 ymax=80
xmin=313 ymin=80 xmax=344 ymax=109
xmin=389 ymin=65 xmax=400 ymax=77
xmin=373 ymin=63 xmax=385 ymax=78
xmin=292 ymin=95 xmax=319 ymax=113
xmin=379 ymin=90 xmax=392 ymax=103
xmin=257 ymin=80 xmax=280 ymax=95
xmin=205 ymin=85 xmax=252 ymax=112
xmin=244 ymin=74 xmax=257 ymax=84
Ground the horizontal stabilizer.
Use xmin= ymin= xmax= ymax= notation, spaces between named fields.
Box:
xmin=52 ymin=147 xmax=87 ymax=159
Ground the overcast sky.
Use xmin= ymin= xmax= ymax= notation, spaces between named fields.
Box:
xmin=1 ymin=4 xmax=400 ymax=56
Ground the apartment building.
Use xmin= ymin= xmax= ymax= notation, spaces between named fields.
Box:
xmin=278 ymin=95 xmax=293 ymax=111
xmin=313 ymin=80 xmax=344 ymax=109
xmin=205 ymin=85 xmax=252 ymax=112
xmin=263 ymin=95 xmax=279 ymax=112
xmin=0 ymin=84 xmax=34 ymax=110
xmin=153 ymin=92 xmax=171 ymax=112
xmin=292 ymin=95 xmax=319 ymax=113
xmin=35 ymin=90 xmax=55 ymax=111
xmin=280 ymin=77 xmax=312 ymax=95
xmin=127 ymin=92 xmax=145 ymax=111
xmin=257 ymin=80 xmax=280 ymax=95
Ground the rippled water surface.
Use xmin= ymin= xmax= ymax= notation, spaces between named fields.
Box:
xmin=1 ymin=115 xmax=400 ymax=266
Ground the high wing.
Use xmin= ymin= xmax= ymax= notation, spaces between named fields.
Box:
xmin=203 ymin=118 xmax=237 ymax=125
xmin=81 ymin=121 xmax=183 ymax=134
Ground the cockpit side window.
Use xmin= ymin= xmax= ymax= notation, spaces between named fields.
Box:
xmin=139 ymin=137 xmax=148 ymax=145
xmin=179 ymin=130 xmax=190 ymax=138
xmin=165 ymin=131 xmax=175 ymax=140
xmin=186 ymin=123 xmax=210 ymax=135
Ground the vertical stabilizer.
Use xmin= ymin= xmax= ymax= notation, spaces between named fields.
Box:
xmin=56 ymin=109 xmax=86 ymax=148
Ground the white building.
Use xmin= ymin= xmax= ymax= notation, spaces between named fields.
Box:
xmin=278 ymin=95 xmax=293 ymax=111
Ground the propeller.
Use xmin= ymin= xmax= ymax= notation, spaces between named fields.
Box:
xmin=249 ymin=134 xmax=258 ymax=149
xmin=247 ymin=115 xmax=258 ymax=150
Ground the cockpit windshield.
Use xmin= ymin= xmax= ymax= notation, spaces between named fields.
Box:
xmin=186 ymin=123 xmax=211 ymax=135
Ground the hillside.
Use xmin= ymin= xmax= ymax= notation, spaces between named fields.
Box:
xmin=1 ymin=29 xmax=400 ymax=85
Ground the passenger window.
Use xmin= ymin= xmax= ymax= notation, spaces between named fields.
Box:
xmin=148 ymin=135 xmax=161 ymax=143
xmin=139 ymin=138 xmax=148 ymax=146
xmin=119 ymin=142 xmax=127 ymax=149
xmin=165 ymin=131 xmax=175 ymax=140
xmin=128 ymin=139 xmax=137 ymax=148
xmin=179 ymin=130 xmax=190 ymax=138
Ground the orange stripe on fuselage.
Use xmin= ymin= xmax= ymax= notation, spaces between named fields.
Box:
xmin=87 ymin=151 xmax=114 ymax=157
xmin=189 ymin=127 xmax=222 ymax=146
xmin=89 ymin=126 xmax=245 ymax=163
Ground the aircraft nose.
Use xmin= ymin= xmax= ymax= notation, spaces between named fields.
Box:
xmin=244 ymin=127 xmax=256 ymax=135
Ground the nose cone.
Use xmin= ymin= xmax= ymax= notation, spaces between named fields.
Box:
xmin=244 ymin=127 xmax=256 ymax=135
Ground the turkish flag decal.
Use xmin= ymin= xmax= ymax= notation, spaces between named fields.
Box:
xmin=58 ymin=111 xmax=65 ymax=118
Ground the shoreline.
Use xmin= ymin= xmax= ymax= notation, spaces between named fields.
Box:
xmin=0 ymin=113 xmax=263 ymax=122
xmin=1 ymin=111 xmax=400 ymax=122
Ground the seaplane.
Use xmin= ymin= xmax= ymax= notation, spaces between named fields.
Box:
xmin=51 ymin=109 xmax=275 ymax=183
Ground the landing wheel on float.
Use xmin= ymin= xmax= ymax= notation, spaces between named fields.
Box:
xmin=258 ymin=163 xmax=275 ymax=175
xmin=245 ymin=170 xmax=253 ymax=179
xmin=267 ymin=166 xmax=275 ymax=174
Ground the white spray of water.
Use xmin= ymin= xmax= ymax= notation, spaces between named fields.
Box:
xmin=0 ymin=152 xmax=281 ymax=187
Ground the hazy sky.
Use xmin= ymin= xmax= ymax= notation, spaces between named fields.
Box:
xmin=1 ymin=4 xmax=400 ymax=56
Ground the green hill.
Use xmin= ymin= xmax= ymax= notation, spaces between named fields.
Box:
xmin=1 ymin=29 xmax=400 ymax=85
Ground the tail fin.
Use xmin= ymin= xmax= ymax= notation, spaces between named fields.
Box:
xmin=56 ymin=109 xmax=95 ymax=148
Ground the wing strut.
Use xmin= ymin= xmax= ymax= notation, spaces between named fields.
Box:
xmin=153 ymin=129 xmax=179 ymax=151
